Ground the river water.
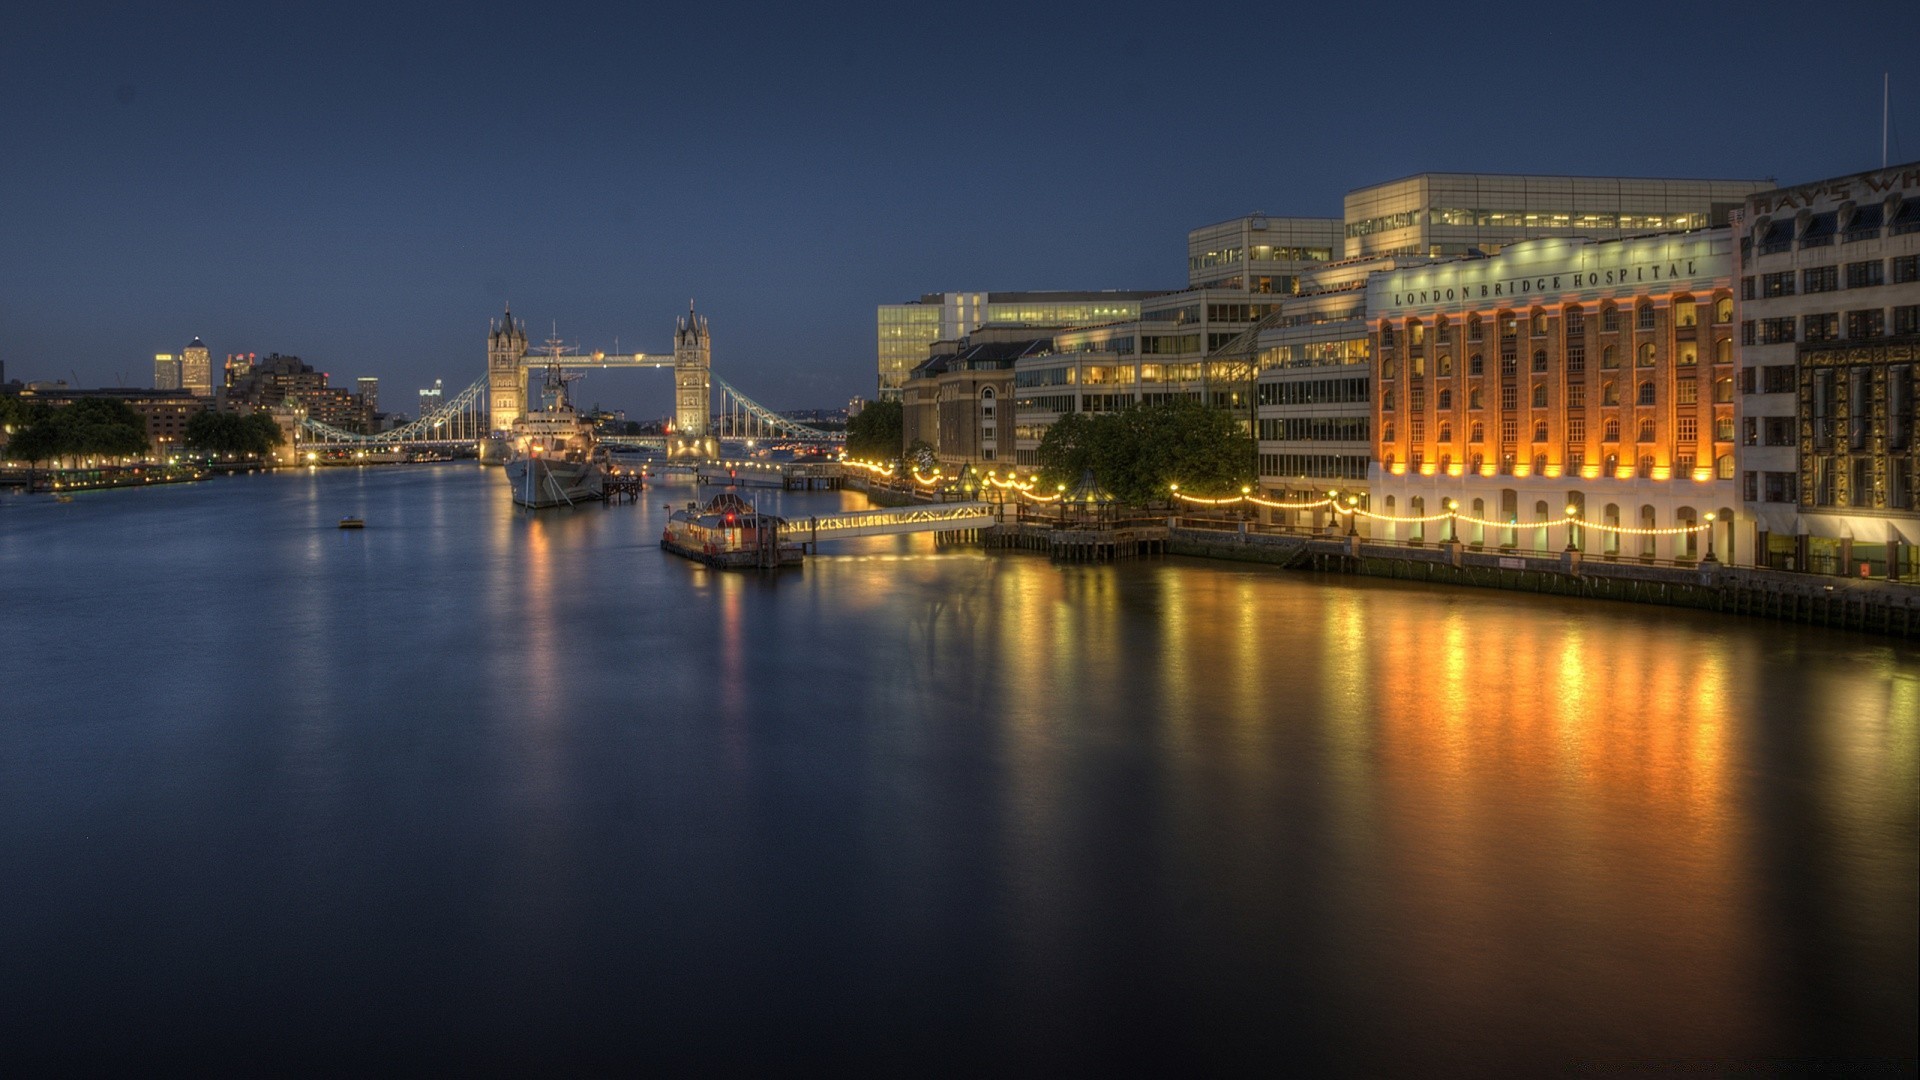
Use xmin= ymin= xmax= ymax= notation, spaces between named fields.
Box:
xmin=1 ymin=464 xmax=1914 ymax=1073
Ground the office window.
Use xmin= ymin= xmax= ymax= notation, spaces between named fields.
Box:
xmin=1894 ymin=255 xmax=1919 ymax=284
xmin=1532 ymin=348 xmax=1548 ymax=373
xmin=1637 ymin=417 xmax=1656 ymax=443
xmin=1805 ymin=312 xmax=1840 ymax=342
xmin=1894 ymin=305 xmax=1919 ymax=336
xmin=1567 ymin=340 xmax=1586 ymax=373
xmin=1740 ymin=277 xmax=1755 ymax=301
xmin=1601 ymin=304 xmax=1620 ymax=332
xmin=1637 ymin=342 xmax=1656 ymax=367
xmin=1804 ymin=265 xmax=1838 ymax=293
xmin=1533 ymin=420 xmax=1549 ymax=442
xmin=1501 ymin=384 xmax=1517 ymax=410
xmin=1469 ymin=353 xmax=1484 ymax=376
xmin=1674 ymin=297 xmax=1698 ymax=327
xmin=1678 ymin=415 xmax=1698 ymax=443
xmin=1532 ymin=383 xmax=1547 ymax=408
xmin=1602 ymin=345 xmax=1618 ymax=369
xmin=1565 ymin=306 xmax=1585 ymax=335
xmin=1763 ymin=365 xmax=1797 ymax=394
xmin=1470 ymin=421 xmax=1484 ymax=443
xmin=1568 ymin=383 xmax=1587 ymax=408
xmin=1678 ymin=379 xmax=1698 ymax=405
xmin=1636 ymin=301 xmax=1655 ymax=330
xmin=1714 ymin=296 xmax=1733 ymax=323
xmin=1603 ymin=417 xmax=1621 ymax=442
xmin=1847 ymin=309 xmax=1886 ymax=339
xmin=1438 ymin=388 xmax=1452 ymax=410
xmin=1846 ymin=260 xmax=1885 ymax=289
xmin=1761 ymin=271 xmax=1795 ymax=298
xmin=1637 ymin=381 xmax=1656 ymax=406
xmin=1764 ymin=416 xmax=1794 ymax=445
xmin=1568 ymin=417 xmax=1586 ymax=443
xmin=1602 ymin=380 xmax=1618 ymax=405
xmin=1759 ymin=318 xmax=1796 ymax=345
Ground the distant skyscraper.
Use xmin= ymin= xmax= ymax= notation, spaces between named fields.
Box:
xmin=153 ymin=353 xmax=181 ymax=390
xmin=225 ymin=352 xmax=255 ymax=388
xmin=181 ymin=338 xmax=212 ymax=397
xmin=419 ymin=378 xmax=444 ymax=419
xmin=357 ymin=377 xmax=379 ymax=413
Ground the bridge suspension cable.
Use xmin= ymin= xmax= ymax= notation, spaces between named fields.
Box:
xmin=300 ymin=375 xmax=490 ymax=446
xmin=711 ymin=375 xmax=842 ymax=442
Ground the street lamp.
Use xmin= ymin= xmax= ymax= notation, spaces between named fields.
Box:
xmin=1345 ymin=493 xmax=1359 ymax=536
xmin=1703 ymin=511 xmax=1718 ymax=563
xmin=1444 ymin=498 xmax=1458 ymax=543
xmin=1564 ymin=503 xmax=1579 ymax=552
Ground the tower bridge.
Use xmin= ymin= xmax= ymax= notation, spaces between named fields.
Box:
xmin=300 ymin=303 xmax=841 ymax=450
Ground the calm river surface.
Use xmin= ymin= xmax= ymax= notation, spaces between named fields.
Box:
xmin=1 ymin=464 xmax=1914 ymax=1073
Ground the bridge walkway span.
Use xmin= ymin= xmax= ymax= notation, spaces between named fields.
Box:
xmin=787 ymin=502 xmax=995 ymax=541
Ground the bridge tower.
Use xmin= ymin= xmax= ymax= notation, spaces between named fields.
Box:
xmin=488 ymin=304 xmax=528 ymax=431
xmin=672 ymin=301 xmax=716 ymax=458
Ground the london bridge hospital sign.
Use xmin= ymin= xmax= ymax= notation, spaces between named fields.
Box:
xmin=1371 ymin=233 xmax=1732 ymax=315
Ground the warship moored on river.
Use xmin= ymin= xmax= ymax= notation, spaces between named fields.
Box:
xmin=503 ymin=344 xmax=605 ymax=509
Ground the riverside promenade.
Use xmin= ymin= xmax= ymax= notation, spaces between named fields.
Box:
xmin=843 ymin=471 xmax=1920 ymax=637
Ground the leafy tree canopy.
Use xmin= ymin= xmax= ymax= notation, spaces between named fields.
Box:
xmin=844 ymin=399 xmax=902 ymax=462
xmin=184 ymin=410 xmax=284 ymax=458
xmin=1034 ymin=401 xmax=1254 ymax=506
xmin=3 ymin=397 xmax=148 ymax=464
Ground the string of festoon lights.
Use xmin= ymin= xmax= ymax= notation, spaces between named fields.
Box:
xmin=1169 ymin=482 xmax=1717 ymax=536
xmin=845 ymin=461 xmax=1718 ymax=538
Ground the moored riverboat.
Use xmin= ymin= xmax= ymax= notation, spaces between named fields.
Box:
xmin=503 ymin=343 xmax=604 ymax=509
xmin=661 ymin=492 xmax=803 ymax=569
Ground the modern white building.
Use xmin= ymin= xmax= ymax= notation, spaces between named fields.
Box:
xmin=1734 ymin=162 xmax=1920 ymax=577
xmin=1344 ymin=174 xmax=1770 ymax=260
xmin=877 ymin=291 xmax=1159 ymax=401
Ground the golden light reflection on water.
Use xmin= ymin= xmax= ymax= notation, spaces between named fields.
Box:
xmin=948 ymin=559 xmax=1916 ymax=1064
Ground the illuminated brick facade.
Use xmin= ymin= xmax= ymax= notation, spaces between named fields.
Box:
xmin=1365 ymin=230 xmax=1742 ymax=561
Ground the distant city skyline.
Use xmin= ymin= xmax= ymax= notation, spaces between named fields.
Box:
xmin=1 ymin=1 xmax=1915 ymax=418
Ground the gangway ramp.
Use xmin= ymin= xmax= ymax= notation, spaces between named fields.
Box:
xmin=791 ymin=502 xmax=995 ymax=541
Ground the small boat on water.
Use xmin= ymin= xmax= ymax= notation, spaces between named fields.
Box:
xmin=338 ymin=516 xmax=365 ymax=529
xmin=661 ymin=492 xmax=803 ymax=569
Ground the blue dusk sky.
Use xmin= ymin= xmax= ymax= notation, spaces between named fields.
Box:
xmin=1 ymin=1 xmax=1915 ymax=418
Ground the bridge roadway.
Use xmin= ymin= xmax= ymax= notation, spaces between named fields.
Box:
xmin=783 ymin=502 xmax=996 ymax=541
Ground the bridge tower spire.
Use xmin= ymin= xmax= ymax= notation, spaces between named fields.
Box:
xmin=672 ymin=300 xmax=715 ymax=457
xmin=487 ymin=302 xmax=528 ymax=431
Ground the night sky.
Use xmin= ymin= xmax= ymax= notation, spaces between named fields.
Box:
xmin=2 ymin=1 xmax=1916 ymax=418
